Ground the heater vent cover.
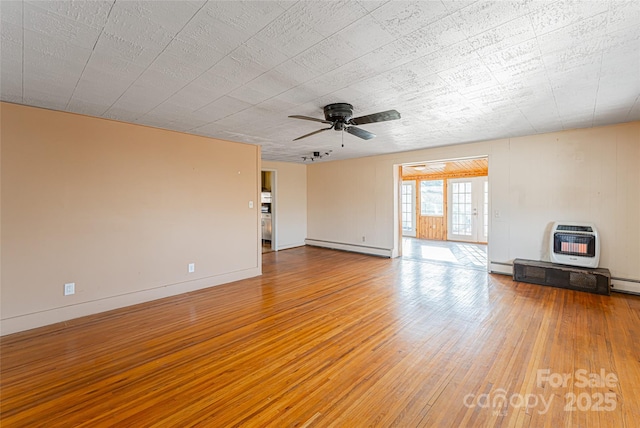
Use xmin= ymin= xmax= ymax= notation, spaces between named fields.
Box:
xmin=513 ymin=259 xmax=610 ymax=295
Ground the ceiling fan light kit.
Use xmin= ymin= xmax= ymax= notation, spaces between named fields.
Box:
xmin=302 ymin=151 xmax=332 ymax=162
xmin=289 ymin=103 xmax=401 ymax=142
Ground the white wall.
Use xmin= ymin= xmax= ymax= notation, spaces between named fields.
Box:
xmin=494 ymin=125 xmax=639 ymax=281
xmin=307 ymin=122 xmax=640 ymax=291
xmin=262 ymin=160 xmax=307 ymax=250
xmin=307 ymin=156 xmax=396 ymax=257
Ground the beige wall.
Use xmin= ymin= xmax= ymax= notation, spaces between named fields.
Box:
xmin=262 ymin=160 xmax=307 ymax=250
xmin=1 ymin=103 xmax=261 ymax=334
xmin=307 ymin=122 xmax=640 ymax=292
xmin=307 ymin=156 xmax=395 ymax=256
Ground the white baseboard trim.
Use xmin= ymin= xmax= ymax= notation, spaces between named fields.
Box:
xmin=305 ymin=239 xmax=392 ymax=258
xmin=490 ymin=261 xmax=513 ymax=275
xmin=0 ymin=267 xmax=261 ymax=336
xmin=611 ymin=278 xmax=640 ymax=295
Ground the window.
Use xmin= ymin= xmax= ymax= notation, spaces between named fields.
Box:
xmin=420 ymin=180 xmax=444 ymax=216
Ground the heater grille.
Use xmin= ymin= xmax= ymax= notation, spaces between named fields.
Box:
xmin=569 ymin=272 xmax=597 ymax=290
xmin=556 ymin=225 xmax=593 ymax=232
xmin=554 ymin=233 xmax=595 ymax=257
xmin=524 ymin=266 xmax=545 ymax=280
xmin=549 ymin=222 xmax=600 ymax=268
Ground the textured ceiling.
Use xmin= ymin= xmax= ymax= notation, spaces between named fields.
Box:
xmin=1 ymin=1 xmax=639 ymax=163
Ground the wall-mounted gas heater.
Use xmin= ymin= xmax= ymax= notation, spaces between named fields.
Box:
xmin=549 ymin=222 xmax=600 ymax=268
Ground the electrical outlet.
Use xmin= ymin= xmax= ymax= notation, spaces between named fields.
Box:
xmin=188 ymin=263 xmax=195 ymax=273
xmin=249 ymin=200 xmax=254 ymax=208
xmin=64 ymin=282 xmax=75 ymax=296
xmin=362 ymin=236 xmax=366 ymax=242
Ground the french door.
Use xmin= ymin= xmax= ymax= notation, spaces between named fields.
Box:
xmin=401 ymin=181 xmax=416 ymax=237
xmin=447 ymin=177 xmax=488 ymax=243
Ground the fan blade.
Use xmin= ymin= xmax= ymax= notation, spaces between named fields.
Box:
xmin=289 ymin=115 xmax=332 ymax=124
xmin=293 ymin=126 xmax=333 ymax=141
xmin=349 ymin=109 xmax=401 ymax=125
xmin=345 ymin=126 xmax=375 ymax=140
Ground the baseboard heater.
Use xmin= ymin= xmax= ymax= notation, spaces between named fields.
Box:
xmin=513 ymin=258 xmax=610 ymax=295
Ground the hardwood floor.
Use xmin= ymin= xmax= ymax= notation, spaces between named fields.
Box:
xmin=262 ymin=241 xmax=274 ymax=253
xmin=1 ymin=246 xmax=639 ymax=427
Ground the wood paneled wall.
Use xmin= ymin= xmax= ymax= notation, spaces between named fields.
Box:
xmin=418 ymin=215 xmax=445 ymax=240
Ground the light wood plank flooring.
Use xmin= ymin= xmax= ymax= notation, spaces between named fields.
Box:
xmin=1 ymin=246 xmax=639 ymax=427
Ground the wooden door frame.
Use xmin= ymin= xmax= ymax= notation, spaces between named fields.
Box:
xmin=261 ymin=168 xmax=277 ymax=251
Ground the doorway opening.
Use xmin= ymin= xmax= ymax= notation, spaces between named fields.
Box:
xmin=398 ymin=157 xmax=489 ymax=269
xmin=261 ymin=170 xmax=276 ymax=253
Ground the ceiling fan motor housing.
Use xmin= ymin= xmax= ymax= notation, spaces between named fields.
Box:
xmin=324 ymin=103 xmax=353 ymax=123
xmin=289 ymin=103 xmax=399 ymax=141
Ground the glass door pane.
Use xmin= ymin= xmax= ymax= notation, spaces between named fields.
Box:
xmin=401 ymin=181 xmax=416 ymax=237
xmin=451 ymin=181 xmax=472 ymax=237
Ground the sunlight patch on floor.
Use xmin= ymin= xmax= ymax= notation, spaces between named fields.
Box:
xmin=420 ymin=246 xmax=459 ymax=263
xmin=403 ymin=237 xmax=487 ymax=270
